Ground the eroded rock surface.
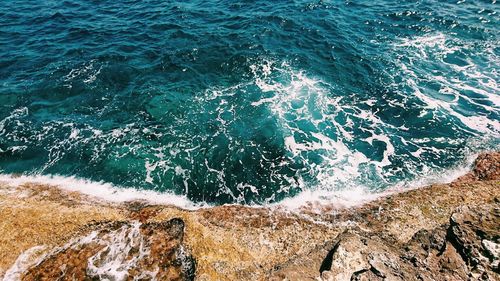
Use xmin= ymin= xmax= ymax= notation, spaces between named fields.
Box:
xmin=17 ymin=219 xmax=195 ymax=281
xmin=0 ymin=152 xmax=498 ymax=280
xmin=268 ymin=152 xmax=499 ymax=280
xmin=311 ymin=203 xmax=500 ymax=281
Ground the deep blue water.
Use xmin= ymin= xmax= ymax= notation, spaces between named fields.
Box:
xmin=0 ymin=0 xmax=499 ymax=204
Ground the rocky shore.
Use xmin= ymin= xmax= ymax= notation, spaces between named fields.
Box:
xmin=0 ymin=152 xmax=498 ymax=280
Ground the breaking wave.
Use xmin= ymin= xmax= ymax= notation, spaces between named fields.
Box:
xmin=0 ymin=0 xmax=498 ymax=205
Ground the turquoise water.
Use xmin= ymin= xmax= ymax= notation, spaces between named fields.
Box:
xmin=0 ymin=0 xmax=498 ymax=205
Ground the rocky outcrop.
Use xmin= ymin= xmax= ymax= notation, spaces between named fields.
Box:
xmin=9 ymin=219 xmax=195 ymax=281
xmin=454 ymin=151 xmax=500 ymax=183
xmin=314 ymin=203 xmax=499 ymax=281
xmin=448 ymin=205 xmax=499 ymax=278
xmin=267 ymin=201 xmax=500 ymax=281
xmin=0 ymin=152 xmax=498 ymax=280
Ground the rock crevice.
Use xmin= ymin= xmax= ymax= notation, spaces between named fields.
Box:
xmin=315 ymin=203 xmax=499 ymax=281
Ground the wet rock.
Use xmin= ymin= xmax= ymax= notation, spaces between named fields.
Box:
xmin=454 ymin=152 xmax=500 ymax=183
xmin=1 ymin=151 xmax=499 ymax=280
xmin=21 ymin=218 xmax=195 ymax=281
xmin=472 ymin=152 xmax=500 ymax=181
xmin=126 ymin=201 xmax=162 ymax=223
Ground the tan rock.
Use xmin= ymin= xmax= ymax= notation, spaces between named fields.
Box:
xmin=0 ymin=152 xmax=498 ymax=280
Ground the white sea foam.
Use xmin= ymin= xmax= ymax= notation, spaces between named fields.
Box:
xmin=277 ymin=152 xmax=476 ymax=212
xmin=63 ymin=59 xmax=103 ymax=87
xmin=3 ymin=221 xmax=191 ymax=281
xmin=2 ymin=245 xmax=48 ymax=281
xmin=393 ymin=32 xmax=500 ymax=136
xmin=395 ymin=33 xmax=460 ymax=58
xmin=0 ymin=174 xmax=204 ymax=210
xmin=277 ymin=186 xmax=386 ymax=210
xmin=85 ymin=222 xmax=155 ymax=280
xmin=0 ymin=168 xmax=468 ymax=215
xmin=246 ymin=60 xmax=404 ymax=194
xmin=0 ymin=151 xmax=477 ymax=212
xmin=0 ymin=55 xmax=494 ymax=211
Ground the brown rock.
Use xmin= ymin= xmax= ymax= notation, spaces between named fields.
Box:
xmin=21 ymin=219 xmax=195 ymax=281
xmin=1 ymin=151 xmax=499 ymax=280
xmin=448 ymin=205 xmax=500 ymax=279
xmin=454 ymin=152 xmax=500 ymax=184
xmin=272 ymin=202 xmax=500 ymax=281
xmin=317 ymin=229 xmax=411 ymax=281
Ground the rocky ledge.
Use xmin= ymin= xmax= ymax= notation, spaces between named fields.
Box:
xmin=0 ymin=152 xmax=498 ymax=280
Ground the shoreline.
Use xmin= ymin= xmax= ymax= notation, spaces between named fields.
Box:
xmin=0 ymin=152 xmax=498 ymax=280
xmin=0 ymin=150 xmax=477 ymax=212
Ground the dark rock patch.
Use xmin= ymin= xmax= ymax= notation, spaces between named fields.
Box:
xmin=22 ymin=218 xmax=196 ymax=281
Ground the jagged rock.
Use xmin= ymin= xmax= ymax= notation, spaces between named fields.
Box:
xmin=483 ymin=240 xmax=500 ymax=266
xmin=404 ymin=225 xmax=469 ymax=280
xmin=472 ymin=152 xmax=500 ymax=181
xmin=318 ymin=203 xmax=500 ymax=281
xmin=318 ymin=229 xmax=411 ymax=281
xmin=21 ymin=218 xmax=195 ymax=281
xmin=320 ymin=230 xmax=372 ymax=280
xmin=448 ymin=205 xmax=500 ymax=279
xmin=454 ymin=152 xmax=500 ymax=183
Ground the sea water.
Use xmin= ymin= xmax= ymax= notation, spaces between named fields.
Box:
xmin=0 ymin=0 xmax=498 ymax=205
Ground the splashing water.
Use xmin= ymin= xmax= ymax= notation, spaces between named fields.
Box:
xmin=0 ymin=0 xmax=498 ymax=205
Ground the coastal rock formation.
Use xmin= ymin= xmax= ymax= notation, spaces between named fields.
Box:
xmin=8 ymin=219 xmax=195 ymax=281
xmin=454 ymin=151 xmax=500 ymax=183
xmin=315 ymin=203 xmax=499 ymax=281
xmin=267 ymin=201 xmax=500 ymax=281
xmin=0 ymin=152 xmax=498 ymax=280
